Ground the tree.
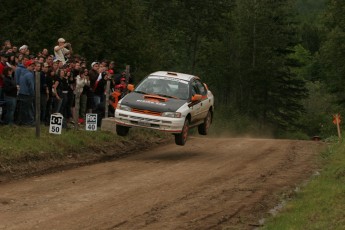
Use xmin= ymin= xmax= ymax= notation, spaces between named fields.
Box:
xmin=231 ymin=0 xmax=307 ymax=129
xmin=319 ymin=0 xmax=345 ymax=105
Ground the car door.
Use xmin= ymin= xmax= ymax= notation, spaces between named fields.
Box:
xmin=189 ymin=80 xmax=206 ymax=124
xmin=194 ymin=79 xmax=210 ymax=120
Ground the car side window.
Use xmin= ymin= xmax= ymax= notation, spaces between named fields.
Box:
xmin=191 ymin=81 xmax=199 ymax=96
xmin=193 ymin=80 xmax=207 ymax=96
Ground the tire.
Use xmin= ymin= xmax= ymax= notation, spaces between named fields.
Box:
xmin=116 ymin=124 xmax=130 ymax=136
xmin=198 ymin=111 xmax=212 ymax=135
xmin=175 ymin=119 xmax=189 ymax=146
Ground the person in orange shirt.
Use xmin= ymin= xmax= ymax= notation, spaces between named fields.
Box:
xmin=110 ymin=84 xmax=122 ymax=112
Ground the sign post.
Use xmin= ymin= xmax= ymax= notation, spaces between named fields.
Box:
xmin=333 ymin=113 xmax=342 ymax=140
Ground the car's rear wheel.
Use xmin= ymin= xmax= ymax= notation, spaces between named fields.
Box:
xmin=116 ymin=125 xmax=130 ymax=136
xmin=198 ymin=110 xmax=212 ymax=135
xmin=175 ymin=119 xmax=189 ymax=146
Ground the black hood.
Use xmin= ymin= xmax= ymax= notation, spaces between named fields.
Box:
xmin=120 ymin=92 xmax=186 ymax=112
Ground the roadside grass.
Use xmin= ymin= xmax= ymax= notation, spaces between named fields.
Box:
xmin=0 ymin=125 xmax=169 ymax=165
xmin=262 ymin=139 xmax=345 ymax=229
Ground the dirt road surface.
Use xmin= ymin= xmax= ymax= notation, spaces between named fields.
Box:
xmin=0 ymin=137 xmax=325 ymax=230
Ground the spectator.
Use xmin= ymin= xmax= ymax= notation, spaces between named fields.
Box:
xmin=3 ymin=66 xmax=17 ymax=125
xmin=52 ymin=59 xmax=59 ymax=72
xmin=75 ymin=67 xmax=90 ymax=123
xmin=72 ymin=61 xmax=81 ymax=77
xmin=0 ymin=52 xmax=7 ymax=100
xmin=12 ymin=46 xmax=18 ymax=55
xmin=15 ymin=55 xmax=29 ymax=91
xmin=54 ymin=38 xmax=72 ymax=64
xmin=38 ymin=56 xmax=45 ymax=64
xmin=17 ymin=60 xmax=35 ymax=126
xmin=46 ymin=55 xmax=54 ymax=67
xmin=89 ymin=61 xmax=99 ymax=90
xmin=58 ymin=69 xmax=71 ymax=120
xmin=52 ymin=69 xmax=63 ymax=113
xmin=119 ymin=77 xmax=128 ymax=98
xmin=109 ymin=61 xmax=116 ymax=72
xmin=18 ymin=45 xmax=28 ymax=55
xmin=41 ymin=48 xmax=49 ymax=58
xmin=93 ymin=71 xmax=106 ymax=108
xmin=45 ymin=68 xmax=55 ymax=122
xmin=66 ymin=68 xmax=75 ymax=122
xmin=110 ymin=84 xmax=122 ymax=112
xmin=3 ymin=40 xmax=12 ymax=50
xmin=7 ymin=50 xmax=16 ymax=66
xmin=88 ymin=61 xmax=99 ymax=111
xmin=34 ymin=62 xmax=48 ymax=123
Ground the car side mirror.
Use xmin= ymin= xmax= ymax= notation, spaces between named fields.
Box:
xmin=127 ymin=84 xmax=134 ymax=92
xmin=192 ymin=94 xmax=202 ymax=102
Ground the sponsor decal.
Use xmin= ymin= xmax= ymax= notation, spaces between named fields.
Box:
xmin=148 ymin=76 xmax=188 ymax=83
xmin=137 ymin=99 xmax=167 ymax=106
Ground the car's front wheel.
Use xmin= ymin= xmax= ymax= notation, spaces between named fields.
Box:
xmin=175 ymin=119 xmax=189 ymax=146
xmin=116 ymin=125 xmax=130 ymax=136
xmin=198 ymin=110 xmax=212 ymax=135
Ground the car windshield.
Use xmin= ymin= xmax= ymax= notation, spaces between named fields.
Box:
xmin=135 ymin=76 xmax=190 ymax=100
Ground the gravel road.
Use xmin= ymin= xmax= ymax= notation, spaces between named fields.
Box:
xmin=0 ymin=137 xmax=325 ymax=230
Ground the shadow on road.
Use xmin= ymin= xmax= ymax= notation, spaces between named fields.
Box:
xmin=141 ymin=151 xmax=202 ymax=161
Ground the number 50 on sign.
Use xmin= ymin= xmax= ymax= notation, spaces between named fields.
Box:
xmin=49 ymin=113 xmax=63 ymax=135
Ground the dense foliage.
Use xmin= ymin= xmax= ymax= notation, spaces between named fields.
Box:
xmin=1 ymin=0 xmax=343 ymax=138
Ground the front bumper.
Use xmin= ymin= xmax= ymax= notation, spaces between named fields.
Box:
xmin=115 ymin=110 xmax=185 ymax=133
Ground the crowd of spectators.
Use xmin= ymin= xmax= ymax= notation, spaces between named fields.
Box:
xmin=0 ymin=38 xmax=133 ymax=126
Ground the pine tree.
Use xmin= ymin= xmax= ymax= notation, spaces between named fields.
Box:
xmin=234 ymin=0 xmax=308 ymax=129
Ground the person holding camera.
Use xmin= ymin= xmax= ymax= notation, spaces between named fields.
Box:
xmin=54 ymin=38 xmax=72 ymax=65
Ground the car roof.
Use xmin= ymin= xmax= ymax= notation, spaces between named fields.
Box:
xmin=149 ymin=71 xmax=199 ymax=82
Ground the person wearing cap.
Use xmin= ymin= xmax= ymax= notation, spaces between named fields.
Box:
xmin=19 ymin=45 xmax=28 ymax=55
xmin=93 ymin=68 xmax=108 ymax=108
xmin=17 ymin=60 xmax=35 ymax=126
xmin=87 ymin=61 xmax=99 ymax=111
xmin=54 ymin=38 xmax=72 ymax=65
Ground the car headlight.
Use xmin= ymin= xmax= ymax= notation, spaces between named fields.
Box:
xmin=117 ymin=103 xmax=132 ymax=112
xmin=161 ymin=112 xmax=181 ymax=118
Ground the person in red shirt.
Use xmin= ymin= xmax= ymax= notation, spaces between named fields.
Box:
xmin=0 ymin=52 xmax=7 ymax=100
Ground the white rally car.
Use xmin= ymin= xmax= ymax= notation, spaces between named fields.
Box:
xmin=115 ymin=71 xmax=214 ymax=145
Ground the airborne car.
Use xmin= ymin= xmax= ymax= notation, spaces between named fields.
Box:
xmin=114 ymin=71 xmax=214 ymax=145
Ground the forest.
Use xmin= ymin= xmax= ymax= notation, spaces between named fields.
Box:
xmin=0 ymin=0 xmax=342 ymax=139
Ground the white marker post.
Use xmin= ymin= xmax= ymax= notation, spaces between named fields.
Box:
xmin=86 ymin=113 xmax=97 ymax=131
xmin=49 ymin=113 xmax=63 ymax=135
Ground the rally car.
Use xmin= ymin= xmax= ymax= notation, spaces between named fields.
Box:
xmin=114 ymin=71 xmax=214 ymax=145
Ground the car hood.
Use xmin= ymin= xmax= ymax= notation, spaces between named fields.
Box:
xmin=120 ymin=92 xmax=187 ymax=112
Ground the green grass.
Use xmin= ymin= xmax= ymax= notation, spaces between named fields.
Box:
xmin=262 ymin=140 xmax=345 ymax=230
xmin=0 ymin=125 xmax=169 ymax=164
